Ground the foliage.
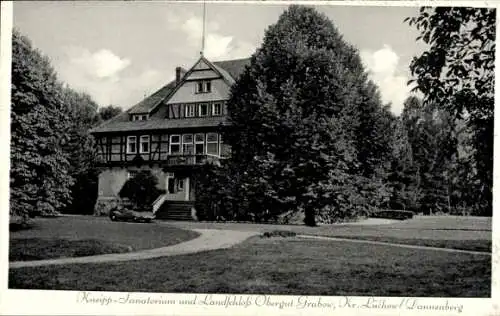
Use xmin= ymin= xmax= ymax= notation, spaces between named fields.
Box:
xmin=370 ymin=210 xmax=414 ymax=220
xmin=218 ymin=5 xmax=393 ymax=225
xmin=10 ymin=29 xmax=74 ymax=218
xmin=98 ymin=105 xmax=123 ymax=121
xmin=406 ymin=7 xmax=495 ymax=215
xmin=61 ymin=88 xmax=103 ymax=214
xmin=118 ymin=170 xmax=164 ymax=211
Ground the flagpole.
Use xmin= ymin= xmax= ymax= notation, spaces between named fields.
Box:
xmin=201 ymin=1 xmax=206 ymax=56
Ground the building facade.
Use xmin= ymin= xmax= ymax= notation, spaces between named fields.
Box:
xmin=90 ymin=57 xmax=250 ymax=219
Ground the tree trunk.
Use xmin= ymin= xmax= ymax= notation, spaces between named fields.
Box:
xmin=303 ymin=206 xmax=316 ymax=227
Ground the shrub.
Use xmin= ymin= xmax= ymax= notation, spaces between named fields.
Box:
xmin=370 ymin=210 xmax=414 ymax=220
xmin=119 ymin=170 xmax=164 ymax=211
xmin=261 ymin=230 xmax=297 ymax=238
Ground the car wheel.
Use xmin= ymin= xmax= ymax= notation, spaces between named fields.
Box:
xmin=110 ymin=214 xmax=117 ymax=221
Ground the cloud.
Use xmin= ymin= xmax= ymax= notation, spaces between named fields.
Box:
xmin=166 ymin=12 xmax=255 ymax=60
xmin=57 ymin=47 xmax=164 ymax=108
xmin=361 ymin=45 xmax=411 ymax=115
xmin=65 ymin=48 xmax=131 ymax=79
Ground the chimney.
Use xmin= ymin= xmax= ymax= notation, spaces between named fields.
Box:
xmin=175 ymin=67 xmax=186 ymax=84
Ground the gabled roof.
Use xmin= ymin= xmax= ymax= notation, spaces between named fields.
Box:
xmin=128 ymin=80 xmax=177 ymax=114
xmin=213 ymin=58 xmax=251 ymax=81
xmin=91 ymin=57 xmax=250 ymax=134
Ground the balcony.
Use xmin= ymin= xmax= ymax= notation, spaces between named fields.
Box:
xmin=165 ymin=154 xmax=223 ymax=167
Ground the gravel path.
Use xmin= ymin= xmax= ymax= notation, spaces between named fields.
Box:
xmin=9 ymin=229 xmax=259 ymax=269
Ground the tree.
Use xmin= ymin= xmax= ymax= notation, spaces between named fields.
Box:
xmin=10 ymin=30 xmax=73 ymax=218
xmin=224 ymin=5 xmax=389 ymax=225
xmin=61 ymin=88 xmax=102 ymax=214
xmin=396 ymin=95 xmax=458 ymax=214
xmin=99 ymin=105 xmax=122 ymax=121
xmin=406 ymin=7 xmax=494 ymax=215
xmin=119 ymin=170 xmax=164 ymax=210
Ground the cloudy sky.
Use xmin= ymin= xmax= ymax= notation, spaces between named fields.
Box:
xmin=13 ymin=2 xmax=427 ymax=115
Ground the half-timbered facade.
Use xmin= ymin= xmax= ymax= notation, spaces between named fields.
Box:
xmin=90 ymin=57 xmax=250 ymax=219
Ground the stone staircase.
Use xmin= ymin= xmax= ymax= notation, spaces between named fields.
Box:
xmin=155 ymin=201 xmax=195 ymax=221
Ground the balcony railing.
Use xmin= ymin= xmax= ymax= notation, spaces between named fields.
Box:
xmin=166 ymin=154 xmax=222 ymax=167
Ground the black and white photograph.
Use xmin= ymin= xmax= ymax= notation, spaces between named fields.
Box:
xmin=0 ymin=1 xmax=497 ymax=315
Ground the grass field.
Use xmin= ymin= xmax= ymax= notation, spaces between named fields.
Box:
xmin=166 ymin=215 xmax=492 ymax=251
xmin=9 ymin=216 xmax=199 ymax=261
xmin=8 ymin=215 xmax=491 ymax=296
xmin=9 ymin=236 xmax=491 ymax=297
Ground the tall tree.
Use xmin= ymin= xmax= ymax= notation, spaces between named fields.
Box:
xmin=10 ymin=30 xmax=73 ymax=218
xmin=406 ymin=7 xmax=495 ymax=215
xmin=224 ymin=5 xmax=389 ymax=225
xmin=99 ymin=105 xmax=122 ymax=121
xmin=61 ymin=88 xmax=102 ymax=214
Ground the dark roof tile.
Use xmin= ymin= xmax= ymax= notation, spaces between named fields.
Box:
xmin=91 ymin=116 xmax=229 ymax=134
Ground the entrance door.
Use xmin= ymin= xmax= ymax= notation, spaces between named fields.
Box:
xmin=165 ymin=173 xmax=190 ymax=201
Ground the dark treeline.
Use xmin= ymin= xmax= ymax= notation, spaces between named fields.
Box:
xmin=10 ymin=29 xmax=122 ymax=219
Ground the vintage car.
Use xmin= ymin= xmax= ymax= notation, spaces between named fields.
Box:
xmin=109 ymin=207 xmax=154 ymax=223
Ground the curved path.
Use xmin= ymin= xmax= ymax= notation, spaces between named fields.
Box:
xmin=9 ymin=229 xmax=259 ymax=269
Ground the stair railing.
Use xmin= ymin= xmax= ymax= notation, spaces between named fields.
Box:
xmin=152 ymin=194 xmax=167 ymax=215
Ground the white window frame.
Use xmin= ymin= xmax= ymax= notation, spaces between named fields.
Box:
xmin=182 ymin=134 xmax=194 ymax=155
xmin=195 ymin=80 xmax=211 ymax=94
xmin=204 ymin=81 xmax=211 ymax=93
xmin=127 ymin=136 xmax=137 ymax=154
xmin=139 ymin=135 xmax=150 ymax=154
xmin=194 ymin=133 xmax=205 ymax=154
xmin=169 ymin=134 xmax=181 ymax=155
xmin=206 ymin=132 xmax=219 ymax=156
xmin=185 ymin=104 xmax=196 ymax=117
xmin=199 ymin=103 xmax=209 ymax=117
xmin=212 ymin=103 xmax=222 ymax=116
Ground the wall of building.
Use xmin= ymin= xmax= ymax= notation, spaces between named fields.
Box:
xmin=94 ymin=164 xmax=167 ymax=215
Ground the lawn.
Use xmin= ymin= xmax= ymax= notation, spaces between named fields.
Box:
xmin=166 ymin=215 xmax=493 ymax=252
xmin=9 ymin=236 xmax=491 ymax=297
xmin=9 ymin=216 xmax=200 ymax=261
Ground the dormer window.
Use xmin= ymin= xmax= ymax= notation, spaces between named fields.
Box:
xmin=132 ymin=114 xmax=148 ymax=121
xmin=195 ymin=80 xmax=211 ymax=94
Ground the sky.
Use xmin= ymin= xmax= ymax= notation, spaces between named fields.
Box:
xmin=13 ymin=2 xmax=428 ymax=115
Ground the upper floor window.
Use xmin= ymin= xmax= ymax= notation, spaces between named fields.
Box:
xmin=206 ymin=133 xmax=219 ymax=156
xmin=127 ymin=136 xmax=137 ymax=154
xmin=212 ymin=103 xmax=222 ymax=116
xmin=185 ymin=104 xmax=196 ymax=118
xmin=194 ymin=133 xmax=205 ymax=154
xmin=182 ymin=134 xmax=194 ymax=155
xmin=170 ymin=135 xmax=181 ymax=155
xmin=199 ymin=104 xmax=209 ymax=117
xmin=139 ymin=136 xmax=150 ymax=153
xmin=195 ymin=80 xmax=211 ymax=94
